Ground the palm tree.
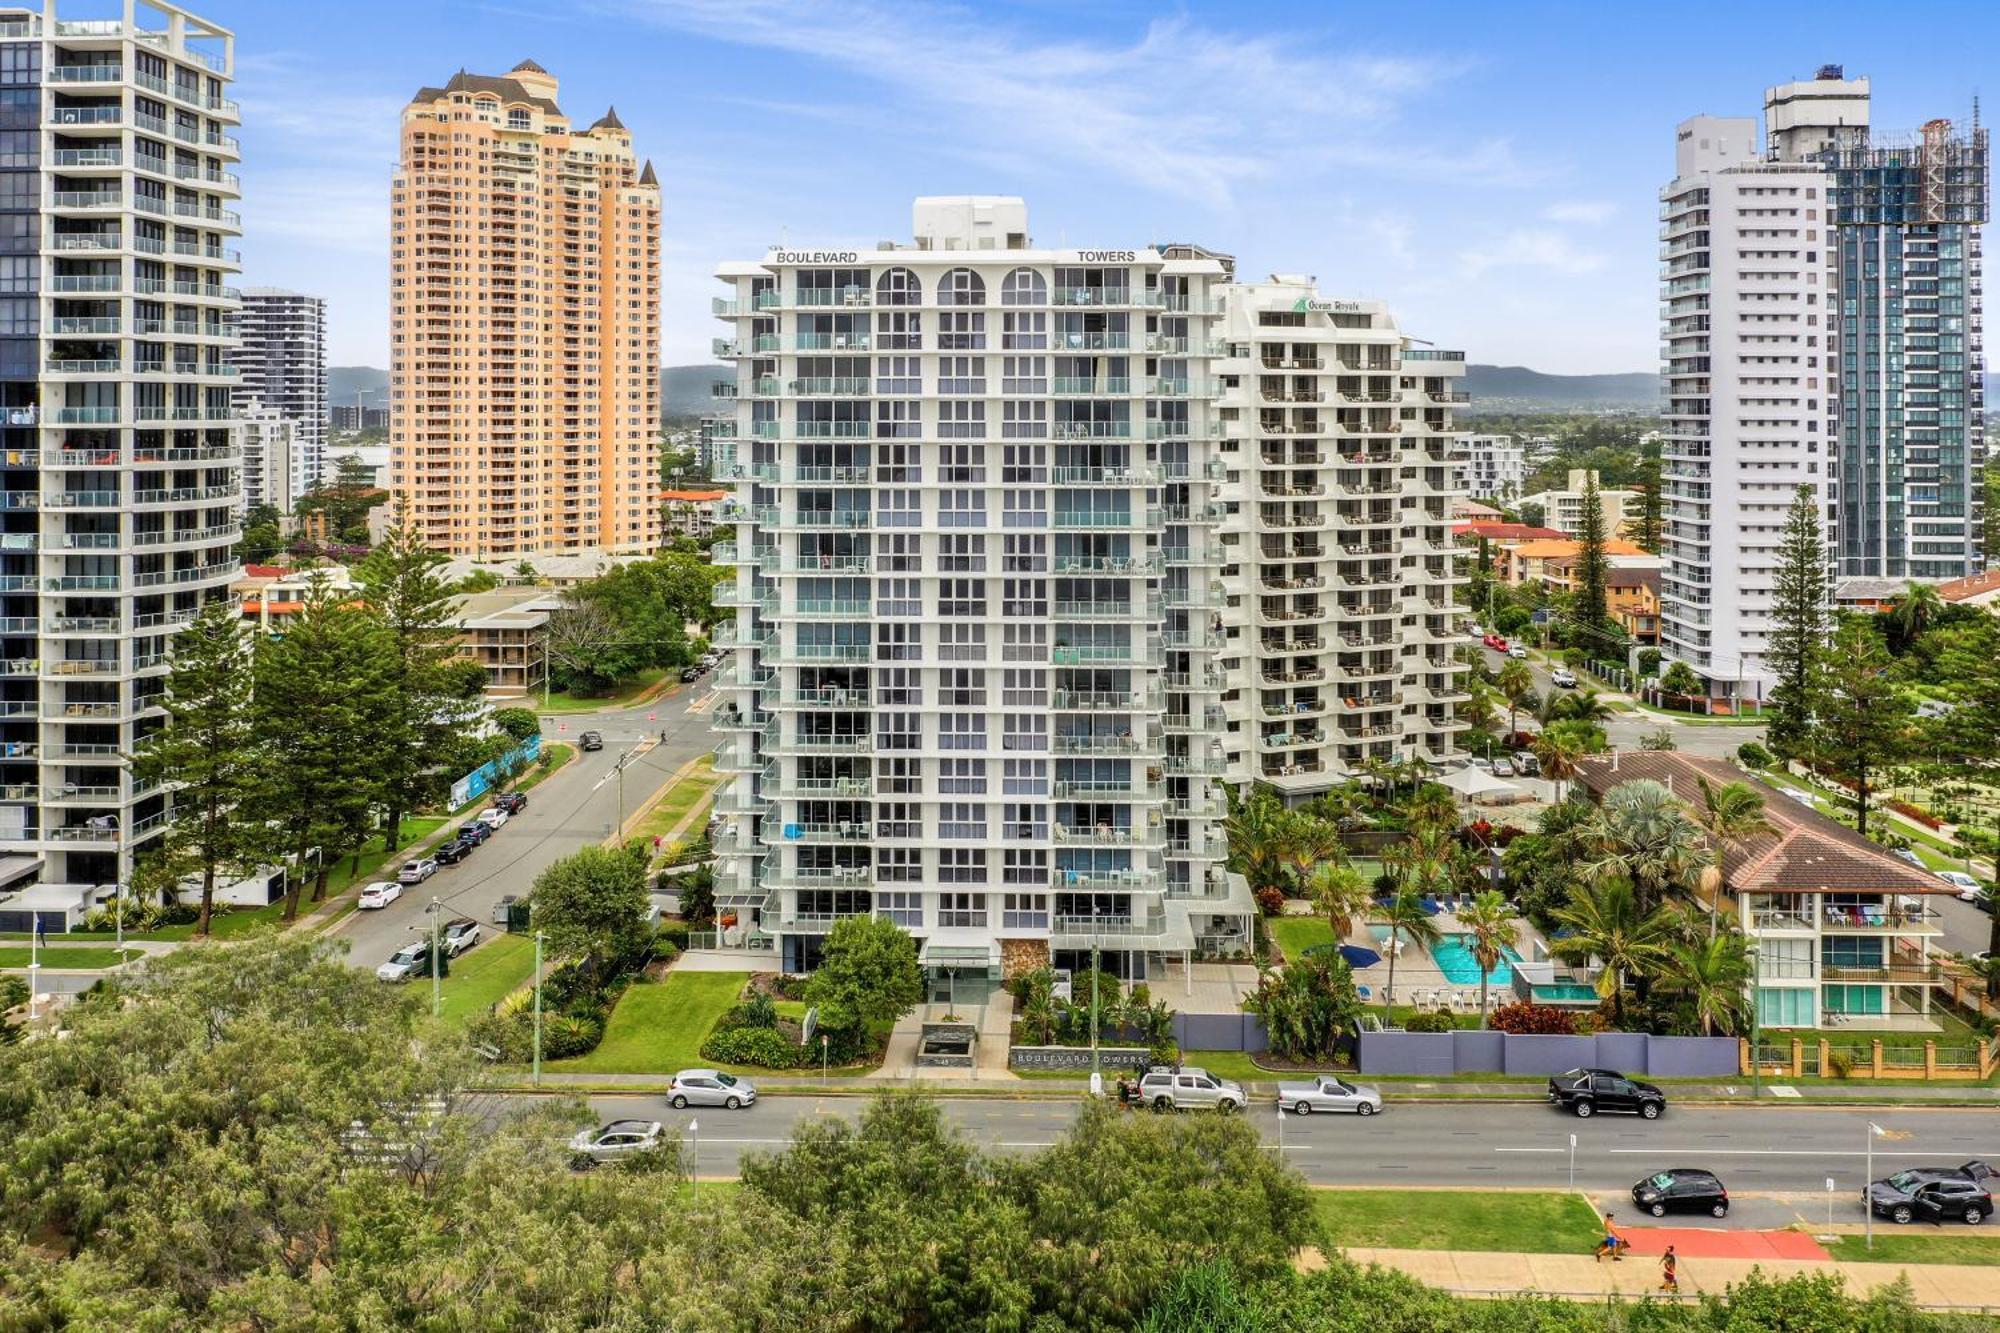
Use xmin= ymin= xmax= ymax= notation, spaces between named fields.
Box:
xmin=1309 ymin=861 xmax=1372 ymax=949
xmin=1531 ymin=725 xmax=1589 ymax=803
xmin=1222 ymin=783 xmax=1289 ymax=896
xmin=1459 ymin=889 xmax=1520 ymax=1028
xmin=1561 ymin=689 xmax=1615 ymax=725
xmin=1547 ymin=878 xmax=1679 ymax=1027
xmin=1460 ymin=686 xmax=1498 ymax=735
xmin=1693 ymin=776 xmax=1774 ymax=940
xmin=1378 ymin=889 xmax=1444 ymax=1011
xmin=1577 ymin=778 xmax=1705 ymax=916
xmin=1402 ymin=782 xmax=1460 ymax=837
xmin=1670 ymin=933 xmax=1751 ymax=1036
xmin=1279 ymin=812 xmax=1345 ymax=898
xmin=1496 ymin=658 xmax=1534 ymax=739
xmin=1886 ymin=581 xmax=1943 ymax=655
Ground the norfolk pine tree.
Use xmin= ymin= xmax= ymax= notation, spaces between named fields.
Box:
xmin=130 ymin=600 xmax=260 ymax=936
xmin=358 ymin=501 xmax=483 ymax=851
xmin=1632 ymin=449 xmax=1664 ymax=554
xmin=1574 ymin=472 xmax=1612 ymax=647
xmin=1765 ymin=485 xmax=1829 ymax=757
xmin=1815 ymin=618 xmax=1914 ymax=837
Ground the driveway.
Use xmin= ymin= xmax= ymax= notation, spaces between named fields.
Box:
xmin=1479 ymin=646 xmax=1764 ymax=761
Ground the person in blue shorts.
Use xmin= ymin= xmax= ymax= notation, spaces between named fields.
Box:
xmin=1594 ymin=1211 xmax=1627 ymax=1262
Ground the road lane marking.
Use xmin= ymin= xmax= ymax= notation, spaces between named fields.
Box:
xmin=1493 ymin=1147 xmax=1567 ymax=1153
xmin=1605 ymin=1148 xmax=2000 ymax=1157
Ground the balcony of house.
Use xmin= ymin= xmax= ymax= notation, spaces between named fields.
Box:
xmin=1255 ymin=598 xmax=1322 ymax=627
xmin=1054 ymin=684 xmax=1161 ymax=712
xmin=1260 ymin=756 xmax=1328 ymax=785
xmin=1261 ymin=693 xmax=1328 ymax=722
xmin=1259 ymin=447 xmax=1326 ymax=468
xmin=1257 ymin=726 xmax=1326 ymax=753
xmin=1163 ymin=705 xmax=1225 ymax=736
xmin=1261 ymin=663 xmax=1329 ymax=685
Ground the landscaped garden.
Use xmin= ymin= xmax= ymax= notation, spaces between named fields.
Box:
xmin=1312 ymin=1189 xmax=1602 ymax=1254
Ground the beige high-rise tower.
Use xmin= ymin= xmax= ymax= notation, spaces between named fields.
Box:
xmin=390 ymin=61 xmax=661 ymax=556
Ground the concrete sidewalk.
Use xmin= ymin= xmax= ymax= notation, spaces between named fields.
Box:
xmin=1332 ymin=1246 xmax=2000 ymax=1313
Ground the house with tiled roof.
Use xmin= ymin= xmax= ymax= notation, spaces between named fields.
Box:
xmin=1573 ymin=751 xmax=1953 ymax=1032
xmin=1937 ymin=568 xmax=2000 ymax=610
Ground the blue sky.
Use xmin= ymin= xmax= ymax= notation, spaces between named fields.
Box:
xmin=211 ymin=0 xmax=2000 ymax=372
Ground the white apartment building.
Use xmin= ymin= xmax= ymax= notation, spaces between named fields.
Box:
xmin=1212 ymin=278 xmax=1471 ymax=798
xmin=0 ymin=1 xmax=243 ymax=922
xmin=232 ymin=287 xmax=323 ymax=496
xmin=709 ymin=200 xmax=1467 ymax=987
xmin=1518 ymin=468 xmax=1639 ymax=538
xmin=1461 ymin=433 xmax=1524 ymax=501
xmin=1659 ymin=114 xmax=1833 ymax=702
xmin=238 ymin=400 xmax=293 ymax=513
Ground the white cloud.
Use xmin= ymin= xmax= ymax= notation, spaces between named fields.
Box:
xmin=1541 ymin=200 xmax=1615 ymax=225
xmin=1458 ymin=229 xmax=1607 ymax=278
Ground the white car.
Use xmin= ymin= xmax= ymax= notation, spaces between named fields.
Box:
xmin=357 ymin=880 xmax=402 ymax=910
xmin=375 ymin=943 xmax=434 ymax=983
xmin=1508 ymin=645 xmax=1528 ymax=660
xmin=478 ymin=807 xmax=509 ymax=829
xmin=1277 ymin=1074 xmax=1384 ymax=1116
xmin=397 ymin=857 xmax=438 ymax=884
xmin=1549 ymin=667 xmax=1577 ymax=688
xmin=1937 ymin=871 xmax=1984 ymax=902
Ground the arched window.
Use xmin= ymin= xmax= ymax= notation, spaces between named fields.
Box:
xmin=938 ymin=268 xmax=986 ymax=307
xmin=507 ymin=107 xmax=531 ymax=130
xmin=876 ymin=267 xmax=922 ymax=307
xmin=1001 ymin=268 xmax=1047 ymax=306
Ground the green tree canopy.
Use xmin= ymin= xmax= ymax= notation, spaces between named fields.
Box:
xmin=803 ymin=913 xmax=925 ymax=1035
xmin=530 ymin=844 xmax=651 ymax=976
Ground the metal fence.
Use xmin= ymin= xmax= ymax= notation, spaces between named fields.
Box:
xmin=1357 ymin=1030 xmax=1739 ymax=1077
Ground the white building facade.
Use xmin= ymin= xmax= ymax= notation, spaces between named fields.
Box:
xmin=238 ymin=400 xmax=293 ymax=513
xmin=1461 ymin=433 xmax=1524 ymax=501
xmin=709 ymin=201 xmax=1465 ymax=985
xmin=1518 ymin=468 xmax=1639 ymax=538
xmin=232 ymin=287 xmax=323 ymax=496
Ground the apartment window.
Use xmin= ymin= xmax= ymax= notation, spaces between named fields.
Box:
xmin=1003 ymin=849 xmax=1049 ymax=887
xmin=876 ymin=666 xmax=920 ymax=707
xmin=941 ymin=442 xmax=986 ymax=482
xmin=1003 ymin=669 xmax=1046 ymax=708
xmin=940 ymin=803 xmax=987 ymax=839
xmin=939 ymin=886 xmax=987 ymax=918
xmin=876 ymin=309 xmax=922 ymax=349
xmin=876 ymin=355 xmax=921 ymax=395
xmin=1002 ymin=621 xmax=1048 ymax=662
xmin=878 ymin=756 xmax=921 ymax=796
xmin=937 ymin=756 xmax=984 ymax=794
xmin=1002 ymin=400 xmax=1048 ymax=439
xmin=937 ymin=267 xmax=985 ymax=306
xmin=1002 ymin=355 xmax=1047 ymax=394
xmin=1002 ymin=533 xmax=1046 ymax=571
xmin=938 ymin=400 xmax=986 ymax=438
xmin=876 ymin=710 xmax=920 ymax=750
xmin=1002 ymin=892 xmax=1049 ymax=928
xmin=876 ymin=576 xmax=920 ymax=617
xmin=1002 ymin=713 xmax=1048 ymax=753
xmin=941 ymin=488 xmax=986 ymax=528
xmin=878 ymin=487 xmax=921 ymax=527
xmin=876 ymin=891 xmax=923 ymax=926
xmin=877 ymin=401 xmax=922 ymax=442
xmin=939 ymin=312 xmax=986 ymax=351
xmin=876 ymin=532 xmax=920 ymax=573
xmin=877 ymin=847 xmax=922 ymax=881
xmin=1003 ymin=577 xmax=1047 ymax=618
xmin=1002 ymin=310 xmax=1047 ymax=350
xmin=940 ymin=622 xmax=985 ymax=662
xmin=940 ymin=712 xmax=987 ymax=751
xmin=939 ymin=576 xmax=986 ymax=617
xmin=876 ymin=267 xmax=921 ymax=306
xmin=939 ymin=533 xmax=986 ymax=573
xmin=1001 ymin=267 xmax=1048 ymax=306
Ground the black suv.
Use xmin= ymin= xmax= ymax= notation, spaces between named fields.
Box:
xmin=1868 ymin=1161 xmax=1993 ymax=1226
xmin=434 ymin=839 xmax=469 ymax=866
xmin=495 ymin=791 xmax=528 ymax=815
xmin=1547 ymin=1067 xmax=1666 ymax=1120
xmin=579 ymin=731 xmax=603 ymax=752
xmin=1632 ymin=1168 xmax=1728 ymax=1218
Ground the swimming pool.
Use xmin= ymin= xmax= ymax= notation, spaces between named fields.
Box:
xmin=1532 ymin=983 xmax=1600 ymax=1004
xmin=1429 ymin=934 xmax=1522 ymax=987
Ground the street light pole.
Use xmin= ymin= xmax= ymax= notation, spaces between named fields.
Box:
xmin=532 ymin=929 xmax=546 ymax=1087
xmin=429 ymin=896 xmax=443 ymax=1018
xmin=1748 ymin=944 xmax=1761 ymax=1101
xmin=1866 ymin=1122 xmax=1885 ymax=1250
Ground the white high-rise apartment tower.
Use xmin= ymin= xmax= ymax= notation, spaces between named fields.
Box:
xmin=233 ymin=286 xmax=323 ymax=497
xmin=709 ymin=201 xmax=1466 ymax=987
xmin=0 ymin=1 xmax=243 ymax=923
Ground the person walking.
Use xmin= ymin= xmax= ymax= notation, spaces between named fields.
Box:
xmin=1594 ymin=1212 xmax=1626 ymax=1262
xmin=1659 ymin=1245 xmax=1679 ymax=1293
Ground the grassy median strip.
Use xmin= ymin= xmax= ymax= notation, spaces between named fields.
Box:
xmin=0 ymin=946 xmax=139 ymax=969
xmin=1313 ymin=1189 xmax=1603 ymax=1254
xmin=437 ymin=934 xmax=537 ymax=1027
xmin=1826 ymin=1234 xmax=2000 ymax=1267
xmin=547 ymin=970 xmax=751 ymax=1075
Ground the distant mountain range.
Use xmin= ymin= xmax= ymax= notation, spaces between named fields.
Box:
xmin=335 ymin=362 xmax=2000 ymax=419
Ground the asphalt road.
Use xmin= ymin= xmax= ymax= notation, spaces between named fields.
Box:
xmin=1478 ymin=645 xmax=1762 ymax=762
xmin=336 ymin=678 xmax=722 ymax=972
xmin=551 ymin=1094 xmax=1999 ymax=1221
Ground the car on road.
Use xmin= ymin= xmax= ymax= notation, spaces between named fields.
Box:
xmin=1491 ymin=757 xmax=1515 ymax=777
xmin=1508 ymin=645 xmax=1529 ymax=659
xmin=375 ymin=941 xmax=440 ymax=983
xmin=669 ymin=1069 xmax=758 ymax=1109
xmin=460 ymin=819 xmax=492 ymax=844
xmin=1937 ymin=870 xmax=1984 ymax=902
xmin=1515 ymin=753 xmax=1542 ymax=777
xmin=1546 ymin=1067 xmax=1666 ymax=1119
xmin=494 ymin=791 xmax=528 ymax=816
xmin=680 ymin=665 xmax=701 ymax=683
xmin=491 ymin=894 xmax=519 ymax=926
xmin=1868 ymin=1161 xmax=1994 ymax=1226
xmin=478 ymin=807 xmax=509 ymax=829
xmin=1893 ymin=848 xmax=1925 ymax=867
xmin=357 ymin=880 xmax=402 ymax=910
xmin=1631 ymin=1168 xmax=1729 ymax=1218
xmin=434 ymin=839 xmax=469 ymax=866
xmin=1483 ymin=634 xmax=1509 ymax=653
xmin=441 ymin=918 xmax=481 ymax=956
xmin=397 ymin=857 xmax=438 ymax=885
xmin=568 ymin=1119 xmax=665 ymax=1170
xmin=1138 ymin=1065 xmax=1246 ymax=1113
xmin=1549 ymin=667 xmax=1577 ymax=688
xmin=1276 ymin=1074 xmax=1382 ymax=1116
xmin=579 ymin=730 xmax=604 ymax=752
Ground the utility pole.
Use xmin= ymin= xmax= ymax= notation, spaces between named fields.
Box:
xmin=532 ymin=929 xmax=546 ymax=1087
xmin=1089 ymin=907 xmax=1102 ymax=1094
xmin=1748 ymin=944 xmax=1762 ymax=1100
xmin=429 ymin=896 xmax=442 ymax=1018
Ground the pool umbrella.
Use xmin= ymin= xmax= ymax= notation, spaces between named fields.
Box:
xmin=1338 ymin=944 xmax=1382 ymax=969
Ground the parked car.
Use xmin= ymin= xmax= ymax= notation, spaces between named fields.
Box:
xmin=1508 ymin=645 xmax=1529 ymax=660
xmin=495 ymin=791 xmax=528 ymax=815
xmin=441 ymin=918 xmax=481 ymax=956
xmin=397 ymin=857 xmax=438 ymax=885
xmin=1516 ymin=753 xmax=1542 ymax=777
xmin=478 ymin=807 xmax=509 ymax=829
xmin=1937 ymin=870 xmax=1984 ymax=902
xmin=434 ymin=840 xmax=469 ymax=866
xmin=568 ymin=1119 xmax=665 ymax=1170
xmin=1868 ymin=1161 xmax=1994 ymax=1226
xmin=1483 ymin=634 xmax=1509 ymax=653
xmin=1549 ymin=667 xmax=1577 ymax=688
xmin=460 ymin=820 xmax=492 ymax=844
xmin=491 ymin=894 xmax=519 ymax=926
xmin=1137 ymin=1066 xmax=1245 ymax=1113
xmin=1631 ymin=1168 xmax=1729 ymax=1218
xmin=1276 ymin=1074 xmax=1382 ymax=1116
xmin=669 ymin=1069 xmax=758 ymax=1110
xmin=1547 ymin=1067 xmax=1666 ymax=1119
xmin=357 ymin=880 xmax=402 ymax=911
xmin=579 ymin=730 xmax=604 ymax=752
xmin=1893 ymin=848 xmax=1925 ymax=867
xmin=1491 ymin=757 xmax=1516 ymax=777
xmin=680 ymin=665 xmax=701 ymax=683
xmin=375 ymin=941 xmax=439 ymax=983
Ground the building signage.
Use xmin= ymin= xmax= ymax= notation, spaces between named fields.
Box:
xmin=771 ymin=251 xmax=858 ymax=264
xmin=1291 ymin=297 xmax=1364 ymax=314
xmin=1076 ymin=250 xmax=1137 ymax=263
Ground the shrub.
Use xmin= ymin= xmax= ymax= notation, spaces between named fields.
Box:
xmin=1489 ymin=1001 xmax=1581 ymax=1035
xmin=1403 ymin=1011 xmax=1455 ymax=1033
xmin=769 ymin=973 xmax=809 ymax=1001
xmin=1371 ymin=872 xmax=1398 ymax=897
xmin=652 ymin=938 xmax=680 ymax=965
xmin=1735 ymin=741 xmax=1774 ymax=770
xmin=1253 ymin=886 xmax=1285 ymax=917
xmin=0 ymin=974 xmax=26 ymax=1011
xmin=539 ymin=1012 xmax=604 ymax=1059
xmin=1827 ymin=1049 xmax=1855 ymax=1079
xmin=700 ymin=1025 xmax=809 ymax=1069
xmin=656 ymin=919 xmax=690 ymax=949
xmin=1637 ymin=648 xmax=1662 ymax=677
xmin=1887 ymin=799 xmax=1942 ymax=830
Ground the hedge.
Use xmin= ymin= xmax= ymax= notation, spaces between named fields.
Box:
xmin=700 ymin=1025 xmax=811 ymax=1069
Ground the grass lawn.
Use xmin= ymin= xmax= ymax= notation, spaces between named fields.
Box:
xmin=1313 ymin=1189 xmax=1603 ymax=1253
xmin=1269 ymin=916 xmax=1334 ymax=961
xmin=539 ymin=669 xmax=670 ymax=714
xmin=636 ymin=758 xmax=721 ymax=845
xmin=512 ymin=744 xmax=574 ymax=797
xmin=547 ymin=970 xmax=751 ymax=1074
xmin=437 ymin=934 xmax=537 ymax=1027
xmin=0 ymin=946 xmax=138 ymax=968
xmin=1827 ymin=1234 xmax=2000 ymax=1266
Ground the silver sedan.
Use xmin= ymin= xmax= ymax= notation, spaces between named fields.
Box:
xmin=1277 ymin=1074 xmax=1384 ymax=1116
xmin=668 ymin=1068 xmax=758 ymax=1109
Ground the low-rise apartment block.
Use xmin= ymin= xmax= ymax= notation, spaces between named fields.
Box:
xmin=1461 ymin=433 xmax=1525 ymax=501
xmin=1518 ymin=468 xmax=1638 ymax=539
